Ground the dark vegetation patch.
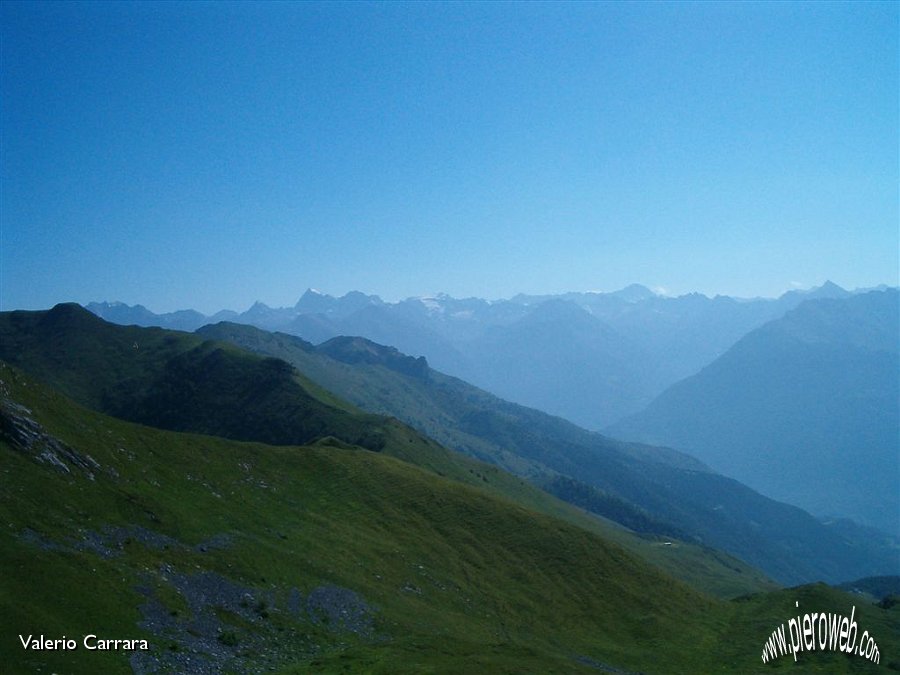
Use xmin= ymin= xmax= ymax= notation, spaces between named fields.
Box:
xmin=541 ymin=475 xmax=687 ymax=540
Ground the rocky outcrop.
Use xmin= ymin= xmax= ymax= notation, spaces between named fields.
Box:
xmin=0 ymin=380 xmax=100 ymax=478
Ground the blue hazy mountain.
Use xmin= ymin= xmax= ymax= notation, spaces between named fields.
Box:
xmin=85 ymin=282 xmax=882 ymax=429
xmin=608 ymin=289 xmax=900 ymax=536
xmin=85 ymin=301 xmax=213 ymax=332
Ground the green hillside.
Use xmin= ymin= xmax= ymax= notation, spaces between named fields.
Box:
xmin=0 ymin=304 xmax=390 ymax=450
xmin=4 ymin=362 xmax=899 ymax=674
xmin=196 ymin=322 xmax=899 ymax=587
xmin=0 ymin=306 xmax=774 ymax=601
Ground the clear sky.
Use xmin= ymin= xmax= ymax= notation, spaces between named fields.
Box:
xmin=1 ymin=1 xmax=897 ymax=313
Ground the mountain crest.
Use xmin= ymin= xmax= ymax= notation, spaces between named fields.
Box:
xmin=295 ymin=288 xmax=335 ymax=313
xmin=42 ymin=302 xmax=107 ymax=329
xmin=318 ymin=336 xmax=429 ymax=379
xmin=810 ymin=280 xmax=849 ymax=298
xmin=611 ymin=283 xmax=656 ymax=302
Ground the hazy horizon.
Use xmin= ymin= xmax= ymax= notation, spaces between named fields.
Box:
xmin=2 ymin=2 xmax=897 ymax=314
xmin=8 ymin=278 xmax=897 ymax=317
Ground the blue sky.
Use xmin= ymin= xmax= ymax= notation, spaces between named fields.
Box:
xmin=1 ymin=1 xmax=897 ymax=313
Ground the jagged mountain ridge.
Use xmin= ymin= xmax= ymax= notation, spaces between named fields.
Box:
xmin=86 ymin=281 xmax=876 ymax=428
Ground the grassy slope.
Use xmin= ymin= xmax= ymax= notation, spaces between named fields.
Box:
xmin=186 ymin=323 xmax=777 ymax=598
xmin=0 ymin=306 xmax=773 ymax=599
xmin=0 ymin=308 xmax=889 ymax=590
xmin=196 ymin=323 xmax=897 ymax=589
xmin=0 ymin=361 xmax=709 ymax=673
xmin=4 ymin=363 xmax=899 ymax=675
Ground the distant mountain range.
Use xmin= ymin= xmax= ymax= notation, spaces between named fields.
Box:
xmin=87 ymin=281 xmax=882 ymax=429
xmin=609 ymin=289 xmax=900 ymax=537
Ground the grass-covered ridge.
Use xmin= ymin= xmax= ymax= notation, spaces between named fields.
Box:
xmin=0 ymin=303 xmax=412 ymax=451
xmin=4 ymin=362 xmax=899 ymax=674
